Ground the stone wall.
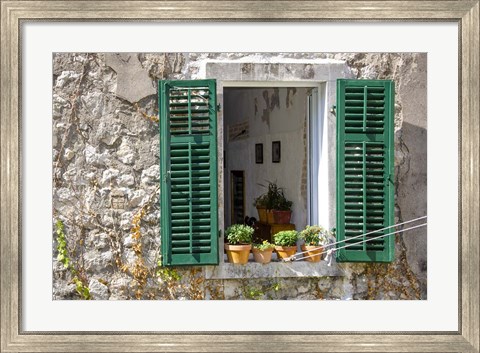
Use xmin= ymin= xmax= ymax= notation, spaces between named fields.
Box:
xmin=52 ymin=52 xmax=427 ymax=300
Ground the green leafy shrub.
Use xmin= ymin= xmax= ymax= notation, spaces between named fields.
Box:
xmin=274 ymin=230 xmax=298 ymax=247
xmin=299 ymin=225 xmax=330 ymax=246
xmin=225 ymin=224 xmax=254 ymax=245
xmin=253 ymin=240 xmax=275 ymax=251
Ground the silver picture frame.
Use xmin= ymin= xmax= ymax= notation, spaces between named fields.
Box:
xmin=1 ymin=1 xmax=478 ymax=352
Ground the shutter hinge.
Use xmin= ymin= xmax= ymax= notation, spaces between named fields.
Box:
xmin=330 ymin=105 xmax=336 ymax=116
xmin=385 ymin=174 xmax=394 ymax=185
xmin=216 ymin=104 xmax=221 ymax=112
xmin=219 ymin=230 xmax=222 ymax=238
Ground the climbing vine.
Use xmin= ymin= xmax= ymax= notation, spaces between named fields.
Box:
xmin=116 ymin=186 xmax=160 ymax=299
xmin=241 ymin=280 xmax=281 ymax=300
xmin=134 ymin=102 xmax=159 ymax=123
xmin=55 ymin=220 xmax=91 ymax=300
xmin=363 ymin=235 xmax=421 ymax=300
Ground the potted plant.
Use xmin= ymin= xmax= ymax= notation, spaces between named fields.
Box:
xmin=299 ymin=225 xmax=329 ymax=262
xmin=252 ymin=240 xmax=275 ymax=264
xmin=264 ymin=181 xmax=293 ymax=224
xmin=224 ymin=224 xmax=253 ymax=264
xmin=253 ymin=194 xmax=268 ymax=223
xmin=273 ymin=230 xmax=298 ymax=260
xmin=272 ymin=194 xmax=293 ymax=224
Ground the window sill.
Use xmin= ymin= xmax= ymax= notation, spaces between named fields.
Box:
xmin=204 ymin=258 xmax=344 ymax=279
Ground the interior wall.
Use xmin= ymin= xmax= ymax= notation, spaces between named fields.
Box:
xmin=223 ymin=87 xmax=309 ymax=230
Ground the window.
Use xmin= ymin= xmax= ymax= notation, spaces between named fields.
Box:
xmin=159 ymin=78 xmax=394 ymax=266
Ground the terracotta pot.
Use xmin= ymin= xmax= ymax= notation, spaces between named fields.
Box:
xmin=301 ymin=244 xmax=323 ymax=262
xmin=252 ymin=247 xmax=274 ymax=264
xmin=274 ymin=245 xmax=297 ymax=260
xmin=256 ymin=207 xmax=268 ymax=223
xmin=224 ymin=244 xmax=251 ymax=264
xmin=266 ymin=210 xmax=275 ymax=224
xmin=272 ymin=210 xmax=292 ymax=224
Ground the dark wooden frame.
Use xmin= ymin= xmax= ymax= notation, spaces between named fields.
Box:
xmin=272 ymin=140 xmax=281 ymax=163
xmin=255 ymin=143 xmax=263 ymax=164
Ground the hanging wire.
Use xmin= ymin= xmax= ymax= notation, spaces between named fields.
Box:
xmin=283 ymin=219 xmax=427 ymax=263
xmin=292 ymin=215 xmax=427 ymax=259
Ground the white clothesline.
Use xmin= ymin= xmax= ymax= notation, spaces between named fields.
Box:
xmin=284 ymin=218 xmax=427 ymax=263
xmin=290 ymin=216 xmax=427 ymax=259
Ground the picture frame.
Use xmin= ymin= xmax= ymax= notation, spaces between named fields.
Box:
xmin=1 ymin=2 xmax=478 ymax=353
xmin=255 ymin=143 xmax=263 ymax=164
xmin=272 ymin=141 xmax=281 ymax=163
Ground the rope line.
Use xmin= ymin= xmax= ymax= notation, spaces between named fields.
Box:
xmin=292 ymin=216 xmax=427 ymax=258
xmin=284 ymin=222 xmax=427 ymax=262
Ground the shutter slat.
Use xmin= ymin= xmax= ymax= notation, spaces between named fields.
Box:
xmin=336 ymin=79 xmax=395 ymax=262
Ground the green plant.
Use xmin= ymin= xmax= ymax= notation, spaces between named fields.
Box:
xmin=299 ymin=225 xmax=330 ymax=246
xmin=274 ymin=230 xmax=298 ymax=246
xmin=73 ymin=276 xmax=91 ymax=300
xmin=253 ymin=240 xmax=275 ymax=251
xmin=225 ymin=224 xmax=254 ymax=245
xmin=55 ymin=220 xmax=91 ymax=300
xmin=56 ymin=220 xmax=71 ymax=269
xmin=156 ymin=265 xmax=182 ymax=282
xmin=264 ymin=181 xmax=292 ymax=211
xmin=253 ymin=193 xmax=268 ymax=208
xmin=244 ymin=286 xmax=264 ymax=300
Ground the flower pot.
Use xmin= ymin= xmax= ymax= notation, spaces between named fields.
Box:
xmin=272 ymin=210 xmax=292 ymax=224
xmin=274 ymin=245 xmax=297 ymax=260
xmin=301 ymin=244 xmax=323 ymax=262
xmin=224 ymin=244 xmax=251 ymax=264
xmin=256 ymin=207 xmax=268 ymax=223
xmin=266 ymin=210 xmax=275 ymax=224
xmin=252 ymin=248 xmax=274 ymax=264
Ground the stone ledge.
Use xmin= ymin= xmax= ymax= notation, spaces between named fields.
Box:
xmin=204 ymin=261 xmax=344 ymax=279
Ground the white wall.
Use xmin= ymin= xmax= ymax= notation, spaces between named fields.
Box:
xmin=224 ymin=87 xmax=309 ymax=230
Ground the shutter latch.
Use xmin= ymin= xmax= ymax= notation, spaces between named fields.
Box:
xmin=163 ymin=170 xmax=171 ymax=183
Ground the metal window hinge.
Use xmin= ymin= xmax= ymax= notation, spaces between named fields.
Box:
xmin=385 ymin=173 xmax=394 ymax=185
xmin=330 ymin=105 xmax=336 ymax=116
xmin=217 ymin=104 xmax=221 ymax=112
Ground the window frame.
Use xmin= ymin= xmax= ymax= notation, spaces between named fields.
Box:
xmin=220 ymin=80 xmax=330 ymax=264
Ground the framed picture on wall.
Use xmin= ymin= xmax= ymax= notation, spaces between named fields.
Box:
xmin=255 ymin=143 xmax=263 ymax=164
xmin=272 ymin=141 xmax=281 ymax=163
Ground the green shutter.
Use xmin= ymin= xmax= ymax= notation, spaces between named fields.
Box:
xmin=336 ymin=79 xmax=395 ymax=262
xmin=159 ymin=79 xmax=218 ymax=266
